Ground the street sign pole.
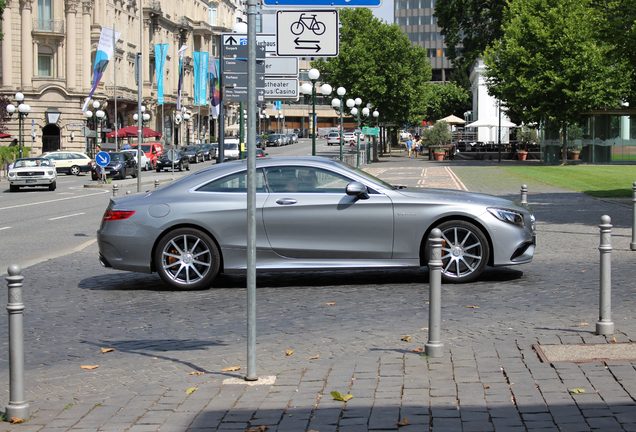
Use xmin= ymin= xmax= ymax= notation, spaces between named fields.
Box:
xmin=246 ymin=0 xmax=258 ymax=382
xmin=217 ymin=40 xmax=225 ymax=164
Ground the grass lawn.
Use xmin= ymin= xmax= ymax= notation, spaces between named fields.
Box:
xmin=501 ymin=165 xmax=636 ymax=198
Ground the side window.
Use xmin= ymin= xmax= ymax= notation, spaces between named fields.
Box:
xmin=265 ymin=166 xmax=350 ymax=193
xmin=196 ymin=169 xmax=266 ymax=193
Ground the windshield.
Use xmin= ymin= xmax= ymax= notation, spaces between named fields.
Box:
xmin=224 ymin=143 xmax=238 ymax=150
xmin=164 ymin=150 xmax=179 ymax=158
xmin=140 ymin=145 xmax=151 ymax=152
xmin=14 ymin=158 xmax=52 ymax=168
xmin=110 ymin=153 xmax=125 ymax=161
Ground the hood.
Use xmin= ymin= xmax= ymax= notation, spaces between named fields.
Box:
xmin=398 ymin=187 xmax=524 ymax=210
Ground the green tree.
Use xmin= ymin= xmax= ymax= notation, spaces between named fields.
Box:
xmin=420 ymin=82 xmax=470 ymax=122
xmin=483 ymin=0 xmax=631 ymax=162
xmin=0 ymin=0 xmax=5 ymax=41
xmin=313 ymin=8 xmax=431 ymax=138
xmin=434 ymin=0 xmax=507 ymax=87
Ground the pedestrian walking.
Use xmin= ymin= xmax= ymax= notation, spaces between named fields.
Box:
xmin=413 ymin=135 xmax=422 ymax=158
xmin=406 ymin=137 xmax=413 ymax=158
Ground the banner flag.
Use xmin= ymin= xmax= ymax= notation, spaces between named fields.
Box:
xmin=209 ymin=58 xmax=221 ymax=119
xmin=176 ymin=44 xmax=188 ymax=111
xmin=154 ymin=43 xmax=169 ymax=105
xmin=83 ymin=27 xmax=120 ymax=111
xmin=193 ymin=52 xmax=209 ymax=106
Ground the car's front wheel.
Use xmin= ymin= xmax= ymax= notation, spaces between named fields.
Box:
xmin=425 ymin=220 xmax=490 ymax=283
xmin=48 ymin=181 xmax=56 ymax=191
xmin=154 ymin=228 xmax=220 ymax=290
xmin=70 ymin=165 xmax=81 ymax=176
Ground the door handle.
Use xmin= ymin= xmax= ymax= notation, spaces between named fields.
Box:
xmin=275 ymin=198 xmax=297 ymax=205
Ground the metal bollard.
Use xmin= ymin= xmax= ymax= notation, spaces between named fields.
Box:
xmin=631 ymin=182 xmax=636 ymax=251
xmin=520 ymin=184 xmax=528 ymax=205
xmin=154 ymin=179 xmax=160 ymax=189
xmin=425 ymin=228 xmax=444 ymax=358
xmin=5 ymin=265 xmax=30 ymax=420
xmin=112 ymin=183 xmax=118 ymax=197
xmin=596 ymin=215 xmax=614 ymax=336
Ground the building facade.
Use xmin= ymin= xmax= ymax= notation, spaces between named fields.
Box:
xmin=0 ymin=0 xmax=240 ymax=156
xmin=394 ymin=0 xmax=452 ymax=82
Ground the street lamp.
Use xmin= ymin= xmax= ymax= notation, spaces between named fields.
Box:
xmin=362 ymin=106 xmax=370 ymax=163
xmin=306 ymin=68 xmax=321 ymax=155
xmin=6 ymin=92 xmax=32 ymax=159
xmin=95 ymin=108 xmax=106 ymax=152
xmin=82 ymin=100 xmax=103 ymax=157
xmin=336 ymin=87 xmax=346 ymax=160
xmin=183 ymin=109 xmax=191 ymax=146
xmin=373 ymin=109 xmax=380 ymax=161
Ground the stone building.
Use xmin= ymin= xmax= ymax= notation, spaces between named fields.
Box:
xmin=0 ymin=0 xmax=241 ymax=156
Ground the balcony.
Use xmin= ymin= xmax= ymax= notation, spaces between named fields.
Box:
xmin=33 ymin=19 xmax=65 ymax=35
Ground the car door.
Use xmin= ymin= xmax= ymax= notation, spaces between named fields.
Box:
xmin=262 ymin=165 xmax=394 ymax=260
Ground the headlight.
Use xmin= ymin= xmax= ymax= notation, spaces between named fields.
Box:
xmin=488 ymin=208 xmax=524 ymax=226
xmin=8 ymin=171 xmax=16 ymax=177
xmin=47 ymin=170 xmax=55 ymax=175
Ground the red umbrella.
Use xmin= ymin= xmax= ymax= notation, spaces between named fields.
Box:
xmin=0 ymin=132 xmax=12 ymax=139
xmin=105 ymin=126 xmax=162 ymax=139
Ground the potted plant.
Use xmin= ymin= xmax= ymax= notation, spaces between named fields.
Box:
xmin=567 ymin=123 xmax=583 ymax=160
xmin=422 ymin=121 xmax=451 ymax=161
xmin=517 ymin=126 xmax=537 ymax=161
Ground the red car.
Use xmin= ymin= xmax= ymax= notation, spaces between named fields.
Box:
xmin=130 ymin=142 xmax=163 ymax=169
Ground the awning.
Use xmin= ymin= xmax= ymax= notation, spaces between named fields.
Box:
xmin=439 ymin=114 xmax=466 ymax=125
xmin=0 ymin=132 xmax=12 ymax=139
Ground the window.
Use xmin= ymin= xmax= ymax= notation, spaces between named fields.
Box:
xmin=38 ymin=52 xmax=53 ymax=77
xmin=38 ymin=0 xmax=52 ymax=29
xmin=197 ymin=170 xmax=266 ymax=193
xmin=208 ymin=5 xmax=217 ymax=26
xmin=265 ymin=166 xmax=350 ymax=193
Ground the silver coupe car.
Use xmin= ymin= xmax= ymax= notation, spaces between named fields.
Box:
xmin=97 ymin=157 xmax=536 ymax=290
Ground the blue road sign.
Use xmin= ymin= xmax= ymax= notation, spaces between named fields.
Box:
xmin=263 ymin=0 xmax=380 ymax=6
xmin=95 ymin=151 xmax=111 ymax=167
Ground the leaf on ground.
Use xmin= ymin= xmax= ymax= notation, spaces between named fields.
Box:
xmin=285 ymin=349 xmax=295 ymax=357
xmin=577 ymin=322 xmax=589 ymax=327
xmin=308 ymin=354 xmax=320 ymax=360
xmin=80 ymin=365 xmax=99 ymax=370
xmin=186 ymin=386 xmax=198 ymax=395
xmin=9 ymin=417 xmax=25 ymax=424
xmin=465 ymin=305 xmax=480 ymax=309
xmin=397 ymin=417 xmax=410 ymax=427
xmin=331 ymin=391 xmax=353 ymax=402
xmin=222 ymin=365 xmax=241 ymax=372
xmin=569 ymin=387 xmax=586 ymax=394
xmin=100 ymin=347 xmax=115 ymax=354
xmin=325 ymin=302 xmax=336 ymax=306
xmin=189 ymin=371 xmax=205 ymax=376
xmin=401 ymin=335 xmax=412 ymax=342
xmin=610 ymin=336 xmax=618 ymax=343
xmin=411 ymin=347 xmax=424 ymax=353
xmin=246 ymin=426 xmax=268 ymax=432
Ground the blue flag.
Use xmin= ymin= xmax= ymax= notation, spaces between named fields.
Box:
xmin=193 ymin=52 xmax=209 ymax=106
xmin=154 ymin=44 xmax=169 ymax=105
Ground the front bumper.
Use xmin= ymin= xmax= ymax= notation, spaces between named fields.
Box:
xmin=9 ymin=177 xmax=55 ymax=186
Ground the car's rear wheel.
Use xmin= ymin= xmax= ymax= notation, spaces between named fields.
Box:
xmin=70 ymin=165 xmax=81 ymax=176
xmin=155 ymin=228 xmax=220 ymax=290
xmin=425 ymin=220 xmax=490 ymax=283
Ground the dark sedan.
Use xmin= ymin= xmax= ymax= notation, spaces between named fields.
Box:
xmin=91 ymin=152 xmax=137 ymax=180
xmin=197 ymin=143 xmax=214 ymax=161
xmin=183 ymin=146 xmax=204 ymax=163
xmin=155 ymin=149 xmax=190 ymax=172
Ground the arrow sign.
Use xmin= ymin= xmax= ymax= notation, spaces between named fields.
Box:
xmin=95 ymin=151 xmax=111 ymax=168
xmin=225 ymin=35 xmax=238 ymax=46
xmin=276 ymin=10 xmax=338 ymax=57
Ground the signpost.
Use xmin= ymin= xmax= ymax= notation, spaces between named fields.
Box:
xmin=264 ymin=0 xmax=380 ymax=5
xmin=264 ymin=78 xmax=299 ymax=99
xmin=95 ymin=151 xmax=110 ymax=167
xmin=362 ymin=126 xmax=380 ymax=137
xmin=276 ymin=10 xmax=339 ymax=57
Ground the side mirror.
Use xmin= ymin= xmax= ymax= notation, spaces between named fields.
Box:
xmin=346 ymin=181 xmax=369 ymax=200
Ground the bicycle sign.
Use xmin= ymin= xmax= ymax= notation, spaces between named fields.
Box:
xmin=276 ymin=10 xmax=338 ymax=57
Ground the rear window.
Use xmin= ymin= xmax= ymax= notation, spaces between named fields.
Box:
xmin=196 ymin=170 xmax=266 ymax=193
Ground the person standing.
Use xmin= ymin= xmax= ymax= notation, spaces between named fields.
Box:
xmin=413 ymin=135 xmax=422 ymax=158
xmin=406 ymin=136 xmax=413 ymax=158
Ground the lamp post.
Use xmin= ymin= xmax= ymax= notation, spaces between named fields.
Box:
xmin=83 ymin=110 xmax=93 ymax=156
xmin=346 ymin=98 xmax=356 ymax=165
xmin=183 ymin=109 xmax=191 ymax=146
xmin=362 ymin=105 xmax=370 ymax=163
xmin=336 ymin=87 xmax=346 ymax=160
xmin=82 ymin=100 xmax=103 ymax=157
xmin=6 ymin=93 xmax=32 ymax=159
xmin=373 ymin=109 xmax=380 ymax=162
xmin=300 ymin=68 xmax=321 ymax=155
xmin=95 ymin=108 xmax=106 ymax=152
xmin=331 ymin=97 xmax=341 ymax=159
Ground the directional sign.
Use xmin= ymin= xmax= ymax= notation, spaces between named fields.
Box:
xmin=225 ymin=87 xmax=265 ymax=103
xmin=264 ymin=78 xmax=299 ymax=99
xmin=223 ymin=34 xmax=276 ymax=53
xmin=265 ymin=57 xmax=298 ymax=76
xmin=276 ymin=10 xmax=338 ymax=57
xmin=224 ymin=73 xmax=266 ymax=89
xmin=95 ymin=151 xmax=111 ymax=167
xmin=224 ymin=58 xmax=266 ymax=74
xmin=362 ymin=126 xmax=380 ymax=137
xmin=264 ymin=0 xmax=380 ymax=7
xmin=223 ymin=44 xmax=266 ymax=59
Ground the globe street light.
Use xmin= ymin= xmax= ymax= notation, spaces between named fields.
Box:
xmin=373 ymin=109 xmax=380 ymax=161
xmin=336 ymin=87 xmax=346 ymax=160
xmin=307 ymin=68 xmax=320 ymax=155
xmin=6 ymin=92 xmax=32 ymax=159
xmin=95 ymin=108 xmax=106 ymax=152
xmin=83 ymin=100 xmax=103 ymax=157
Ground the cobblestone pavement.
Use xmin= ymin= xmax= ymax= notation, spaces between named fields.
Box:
xmin=0 ymin=154 xmax=635 ymax=431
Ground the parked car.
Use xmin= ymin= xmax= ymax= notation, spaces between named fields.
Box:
xmin=288 ymin=133 xmax=299 ymax=144
xmin=197 ymin=143 xmax=214 ymax=161
xmin=155 ymin=149 xmax=190 ymax=172
xmin=97 ymin=156 xmax=536 ymax=290
xmin=223 ymin=142 xmax=240 ymax=160
xmin=343 ymin=132 xmax=357 ymax=144
xmin=130 ymin=142 xmax=163 ymax=169
xmin=209 ymin=143 xmax=219 ymax=159
xmin=266 ymin=134 xmax=286 ymax=147
xmin=91 ymin=151 xmax=138 ymax=180
xmin=326 ymin=132 xmax=340 ymax=146
xmin=183 ymin=145 xmax=205 ymax=163
xmin=41 ymin=151 xmax=93 ymax=175
xmin=122 ymin=148 xmax=151 ymax=171
xmin=7 ymin=157 xmax=57 ymax=192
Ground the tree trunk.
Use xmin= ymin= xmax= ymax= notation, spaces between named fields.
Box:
xmin=561 ymin=122 xmax=568 ymax=164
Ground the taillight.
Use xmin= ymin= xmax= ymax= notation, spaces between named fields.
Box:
xmin=102 ymin=209 xmax=136 ymax=222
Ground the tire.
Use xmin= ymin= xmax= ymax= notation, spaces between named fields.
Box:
xmin=9 ymin=184 xmax=19 ymax=192
xmin=154 ymin=227 xmax=220 ymax=290
xmin=156 ymin=168 xmax=161 ymax=173
xmin=70 ymin=165 xmax=81 ymax=176
xmin=425 ymin=220 xmax=490 ymax=284
xmin=48 ymin=181 xmax=56 ymax=191
xmin=91 ymin=171 xmax=98 ymax=181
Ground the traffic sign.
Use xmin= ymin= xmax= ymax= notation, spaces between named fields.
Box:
xmin=276 ymin=10 xmax=339 ymax=57
xmin=224 ymin=73 xmax=266 ymax=89
xmin=265 ymin=57 xmax=298 ymax=76
xmin=95 ymin=151 xmax=111 ymax=167
xmin=224 ymin=87 xmax=265 ymax=103
xmin=223 ymin=34 xmax=276 ymax=53
xmin=223 ymin=44 xmax=266 ymax=59
xmin=362 ymin=126 xmax=380 ymax=137
xmin=264 ymin=78 xmax=298 ymax=99
xmin=223 ymin=58 xmax=266 ymax=74
xmin=264 ymin=0 xmax=380 ymax=6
